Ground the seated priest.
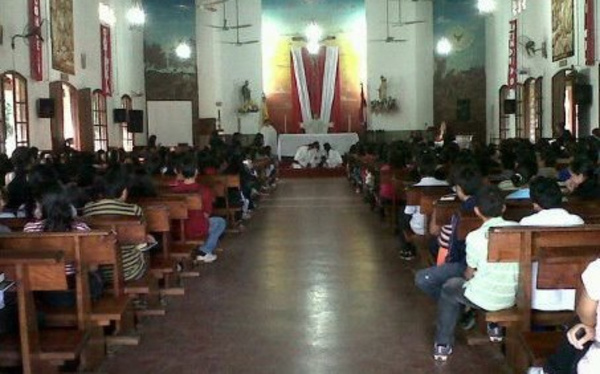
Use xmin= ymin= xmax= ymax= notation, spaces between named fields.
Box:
xmin=293 ymin=142 xmax=321 ymax=169
xmin=321 ymin=143 xmax=343 ymax=168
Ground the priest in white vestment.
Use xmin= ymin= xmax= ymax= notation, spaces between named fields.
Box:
xmin=293 ymin=142 xmax=320 ymax=168
xmin=260 ymin=120 xmax=278 ymax=155
xmin=323 ymin=143 xmax=343 ymax=168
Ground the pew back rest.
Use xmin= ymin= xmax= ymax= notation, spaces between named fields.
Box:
xmin=83 ymin=216 xmax=147 ymax=246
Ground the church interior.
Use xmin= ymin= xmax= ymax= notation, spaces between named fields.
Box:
xmin=1 ymin=0 xmax=600 ymax=373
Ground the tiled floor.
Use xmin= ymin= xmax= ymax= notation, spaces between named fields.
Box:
xmin=102 ymin=178 xmax=510 ymax=373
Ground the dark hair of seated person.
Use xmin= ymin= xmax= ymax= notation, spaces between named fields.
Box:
xmin=511 ymin=161 xmax=538 ymax=188
xmin=102 ymin=168 xmax=131 ymax=199
xmin=449 ymin=164 xmax=483 ymax=196
xmin=40 ymin=190 xmax=76 ymax=232
xmin=177 ymin=158 xmax=198 ymax=179
xmin=529 ymin=176 xmax=563 ymax=209
xmin=475 ymin=185 xmax=505 ymax=218
xmin=570 ymin=157 xmax=596 ymax=179
xmin=417 ymin=152 xmax=437 ymax=178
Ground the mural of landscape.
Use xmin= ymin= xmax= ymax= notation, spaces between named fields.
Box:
xmin=434 ymin=0 xmax=486 ymax=142
xmin=144 ymin=0 xmax=198 ymax=103
xmin=262 ymin=0 xmax=365 ymax=133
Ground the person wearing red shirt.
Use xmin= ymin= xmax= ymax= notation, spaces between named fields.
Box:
xmin=171 ymin=160 xmax=226 ymax=263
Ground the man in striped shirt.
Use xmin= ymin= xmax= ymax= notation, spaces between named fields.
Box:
xmin=83 ymin=169 xmax=148 ymax=282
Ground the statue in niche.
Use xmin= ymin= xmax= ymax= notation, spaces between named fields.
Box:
xmin=378 ymin=75 xmax=388 ymax=100
xmin=239 ymin=80 xmax=259 ymax=113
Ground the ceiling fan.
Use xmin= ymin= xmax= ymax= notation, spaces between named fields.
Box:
xmin=392 ymin=0 xmax=426 ymax=27
xmin=222 ymin=0 xmax=259 ymax=46
xmin=206 ymin=0 xmax=251 ymax=31
xmin=370 ymin=0 xmax=407 ymax=43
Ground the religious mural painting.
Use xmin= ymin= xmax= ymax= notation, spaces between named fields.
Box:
xmin=433 ymin=0 xmax=486 ymax=142
xmin=262 ymin=0 xmax=365 ymax=133
xmin=143 ymin=0 xmax=198 ymax=106
xmin=50 ymin=0 xmax=75 ymax=75
xmin=552 ymin=0 xmax=575 ymax=62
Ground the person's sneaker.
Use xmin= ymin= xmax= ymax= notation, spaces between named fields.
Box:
xmin=399 ymin=243 xmax=416 ymax=260
xmin=487 ymin=323 xmax=504 ymax=342
xmin=460 ymin=308 xmax=476 ymax=330
xmin=432 ymin=344 xmax=453 ymax=361
xmin=196 ymin=252 xmax=217 ymax=263
xmin=527 ymin=367 xmax=546 ymax=374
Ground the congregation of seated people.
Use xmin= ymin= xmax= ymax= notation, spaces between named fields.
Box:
xmin=347 ymin=129 xmax=600 ymax=373
xmin=0 ymin=132 xmax=278 ymax=371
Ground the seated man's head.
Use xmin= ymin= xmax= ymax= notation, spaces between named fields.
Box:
xmin=417 ymin=152 xmax=437 ymax=178
xmin=529 ymin=176 xmax=562 ymax=211
xmin=450 ymin=164 xmax=482 ymax=201
xmin=176 ymin=157 xmax=198 ymax=180
xmin=568 ymin=156 xmax=595 ymax=188
xmin=311 ymin=141 xmax=320 ymax=150
xmin=103 ymin=168 xmax=131 ymax=201
xmin=324 ymin=143 xmax=332 ymax=152
xmin=474 ymin=185 xmax=505 ymax=220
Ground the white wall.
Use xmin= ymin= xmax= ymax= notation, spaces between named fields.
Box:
xmin=485 ymin=0 xmax=599 ymax=141
xmin=0 ymin=0 xmax=145 ymax=151
xmin=365 ymin=0 xmax=434 ymax=131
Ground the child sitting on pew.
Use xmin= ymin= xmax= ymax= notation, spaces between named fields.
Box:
xmin=529 ymin=258 xmax=600 ymax=374
xmin=414 ymin=164 xmax=482 ymax=300
xmin=398 ymin=152 xmax=448 ymax=260
xmin=432 ymin=185 xmax=519 ymax=361
xmin=171 ymin=158 xmax=226 ymax=263
xmin=520 ymin=177 xmax=584 ymax=312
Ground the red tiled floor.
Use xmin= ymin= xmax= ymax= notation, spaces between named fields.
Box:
xmin=102 ymin=178 xmax=510 ymax=374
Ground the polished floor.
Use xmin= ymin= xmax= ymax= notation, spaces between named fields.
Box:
xmin=103 ymin=178 xmax=510 ymax=374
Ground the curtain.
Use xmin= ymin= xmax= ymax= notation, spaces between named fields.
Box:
xmin=291 ymin=48 xmax=312 ymax=124
xmin=320 ymin=46 xmax=339 ymax=124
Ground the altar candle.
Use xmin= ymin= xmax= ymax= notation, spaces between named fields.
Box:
xmin=348 ymin=114 xmax=351 ymax=133
xmin=284 ymin=115 xmax=288 ymax=134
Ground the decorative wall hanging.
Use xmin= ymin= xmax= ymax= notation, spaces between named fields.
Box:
xmin=552 ymin=0 xmax=574 ymax=62
xmin=50 ymin=0 xmax=75 ymax=74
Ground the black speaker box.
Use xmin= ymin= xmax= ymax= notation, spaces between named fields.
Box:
xmin=575 ymin=84 xmax=592 ymax=105
xmin=37 ymin=98 xmax=55 ymax=118
xmin=504 ymin=99 xmax=517 ymax=115
xmin=127 ymin=110 xmax=144 ymax=133
xmin=113 ymin=108 xmax=127 ymax=123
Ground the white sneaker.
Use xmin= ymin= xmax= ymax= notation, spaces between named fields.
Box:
xmin=527 ymin=368 xmax=546 ymax=374
xmin=196 ymin=253 xmax=217 ymax=263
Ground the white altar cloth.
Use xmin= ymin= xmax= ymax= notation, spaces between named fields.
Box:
xmin=277 ymin=133 xmax=359 ymax=160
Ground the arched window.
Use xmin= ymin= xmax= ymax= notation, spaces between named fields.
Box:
xmin=1 ymin=72 xmax=30 ymax=155
xmin=552 ymin=69 xmax=576 ymax=138
xmin=499 ymin=85 xmax=510 ymax=141
xmin=92 ymin=90 xmax=108 ymax=151
xmin=515 ymin=83 xmax=525 ymax=139
xmin=121 ymin=95 xmax=134 ymax=151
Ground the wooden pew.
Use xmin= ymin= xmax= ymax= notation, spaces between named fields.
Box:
xmin=0 ymin=249 xmax=89 ymax=374
xmin=198 ymin=174 xmax=241 ymax=232
xmin=0 ymin=231 xmax=127 ymax=369
xmin=486 ymin=225 xmax=600 ymax=373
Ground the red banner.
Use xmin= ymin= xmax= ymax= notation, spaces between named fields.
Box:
xmin=29 ymin=0 xmax=43 ymax=81
xmin=508 ymin=20 xmax=518 ymax=89
xmin=100 ymin=25 xmax=112 ymax=96
xmin=585 ymin=0 xmax=595 ymax=66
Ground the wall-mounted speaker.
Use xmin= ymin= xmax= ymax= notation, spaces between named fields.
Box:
xmin=503 ymin=99 xmax=517 ymax=115
xmin=113 ymin=108 xmax=127 ymax=123
xmin=574 ymin=84 xmax=592 ymax=105
xmin=128 ymin=110 xmax=144 ymax=133
xmin=37 ymin=98 xmax=55 ymax=118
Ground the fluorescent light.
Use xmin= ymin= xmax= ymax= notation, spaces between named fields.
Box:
xmin=477 ymin=0 xmax=496 ymax=14
xmin=436 ymin=37 xmax=452 ymax=55
xmin=175 ymin=42 xmax=192 ymax=59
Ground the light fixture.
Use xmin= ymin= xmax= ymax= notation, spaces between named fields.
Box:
xmin=99 ymin=3 xmax=116 ymax=26
xmin=127 ymin=1 xmax=146 ymax=29
xmin=305 ymin=22 xmax=322 ymax=55
xmin=477 ymin=0 xmax=496 ymax=14
xmin=436 ymin=37 xmax=452 ymax=55
xmin=175 ymin=42 xmax=192 ymax=59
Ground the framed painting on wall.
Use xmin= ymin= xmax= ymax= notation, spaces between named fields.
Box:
xmin=50 ymin=0 xmax=75 ymax=74
xmin=552 ymin=0 xmax=574 ymax=62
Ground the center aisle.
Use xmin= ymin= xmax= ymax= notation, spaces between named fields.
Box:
xmin=103 ymin=178 xmax=509 ymax=373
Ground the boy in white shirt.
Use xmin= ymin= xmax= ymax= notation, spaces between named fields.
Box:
xmin=520 ymin=177 xmax=584 ymax=311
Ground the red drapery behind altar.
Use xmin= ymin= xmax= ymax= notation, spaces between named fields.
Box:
xmin=289 ymin=46 xmax=342 ymax=133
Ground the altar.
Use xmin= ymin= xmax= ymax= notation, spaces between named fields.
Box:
xmin=277 ymin=133 xmax=360 ymax=160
